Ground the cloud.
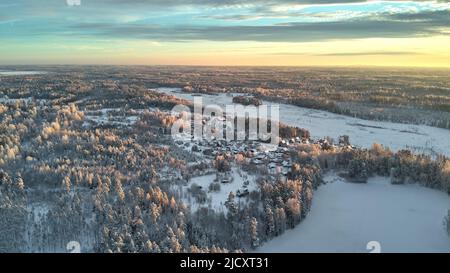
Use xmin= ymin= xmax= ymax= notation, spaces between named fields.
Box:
xmin=94 ymin=0 xmax=450 ymax=7
xmin=67 ymin=9 xmax=450 ymax=42
xmin=0 ymin=14 xmax=20 ymax=24
xmin=2 ymin=0 xmax=450 ymax=44
xmin=315 ymin=51 xmax=424 ymax=56
xmin=197 ymin=14 xmax=264 ymax=21
xmin=93 ymin=0 xmax=371 ymax=7
xmin=10 ymin=0 xmax=450 ymax=15
xmin=268 ymin=51 xmax=420 ymax=56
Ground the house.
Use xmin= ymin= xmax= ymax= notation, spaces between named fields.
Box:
xmin=221 ymin=178 xmax=232 ymax=184
xmin=256 ymin=154 xmax=265 ymax=160
xmin=237 ymin=189 xmax=249 ymax=197
xmin=282 ymin=160 xmax=291 ymax=167
xmin=252 ymin=159 xmax=263 ymax=165
xmin=216 ymin=172 xmax=233 ymax=184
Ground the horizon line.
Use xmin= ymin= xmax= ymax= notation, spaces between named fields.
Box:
xmin=1 ymin=63 xmax=450 ymax=70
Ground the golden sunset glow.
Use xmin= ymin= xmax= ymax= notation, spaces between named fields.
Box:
xmin=1 ymin=1 xmax=449 ymax=67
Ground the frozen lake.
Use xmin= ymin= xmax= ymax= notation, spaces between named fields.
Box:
xmin=155 ymin=87 xmax=450 ymax=156
xmin=257 ymin=174 xmax=450 ymax=253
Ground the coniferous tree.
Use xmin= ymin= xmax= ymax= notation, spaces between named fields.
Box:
xmin=264 ymin=205 xmax=275 ymax=238
xmin=249 ymin=217 xmax=259 ymax=248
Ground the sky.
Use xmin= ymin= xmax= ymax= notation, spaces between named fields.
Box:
xmin=1 ymin=0 xmax=450 ymax=67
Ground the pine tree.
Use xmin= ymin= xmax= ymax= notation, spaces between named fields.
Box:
xmin=390 ymin=167 xmax=404 ymax=184
xmin=16 ymin=175 xmax=25 ymax=191
xmin=249 ymin=217 xmax=259 ymax=248
xmin=115 ymin=178 xmax=125 ymax=202
xmin=96 ymin=174 xmax=103 ymax=194
xmin=275 ymin=207 xmax=286 ymax=235
xmin=286 ymin=198 xmax=301 ymax=227
xmin=225 ymin=192 xmax=238 ymax=218
xmin=62 ymin=175 xmax=71 ymax=193
xmin=348 ymin=158 xmax=368 ymax=183
xmin=445 ymin=210 xmax=450 ymax=237
xmin=264 ymin=205 xmax=275 ymax=237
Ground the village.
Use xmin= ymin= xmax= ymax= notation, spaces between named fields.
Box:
xmin=170 ymin=125 xmax=353 ymax=212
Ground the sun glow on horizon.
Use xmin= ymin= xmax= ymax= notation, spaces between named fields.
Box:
xmin=1 ymin=1 xmax=449 ymax=67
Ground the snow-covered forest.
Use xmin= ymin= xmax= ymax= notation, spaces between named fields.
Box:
xmin=0 ymin=66 xmax=449 ymax=253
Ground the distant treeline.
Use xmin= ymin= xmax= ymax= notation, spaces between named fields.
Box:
xmin=304 ymin=143 xmax=450 ymax=193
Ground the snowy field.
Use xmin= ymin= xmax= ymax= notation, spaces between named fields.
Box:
xmin=175 ymin=168 xmax=257 ymax=213
xmin=257 ymin=174 xmax=450 ymax=253
xmin=156 ymin=88 xmax=450 ymax=156
xmin=82 ymin=108 xmax=150 ymax=127
xmin=0 ymin=71 xmax=47 ymax=76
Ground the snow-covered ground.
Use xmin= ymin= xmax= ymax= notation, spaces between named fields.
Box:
xmin=0 ymin=71 xmax=47 ymax=76
xmin=24 ymin=202 xmax=51 ymax=252
xmin=0 ymin=96 xmax=49 ymax=105
xmin=29 ymin=203 xmax=50 ymax=224
xmin=257 ymin=174 xmax=450 ymax=253
xmin=176 ymin=168 xmax=257 ymax=213
xmin=156 ymin=88 xmax=450 ymax=156
xmin=83 ymin=108 xmax=142 ymax=127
